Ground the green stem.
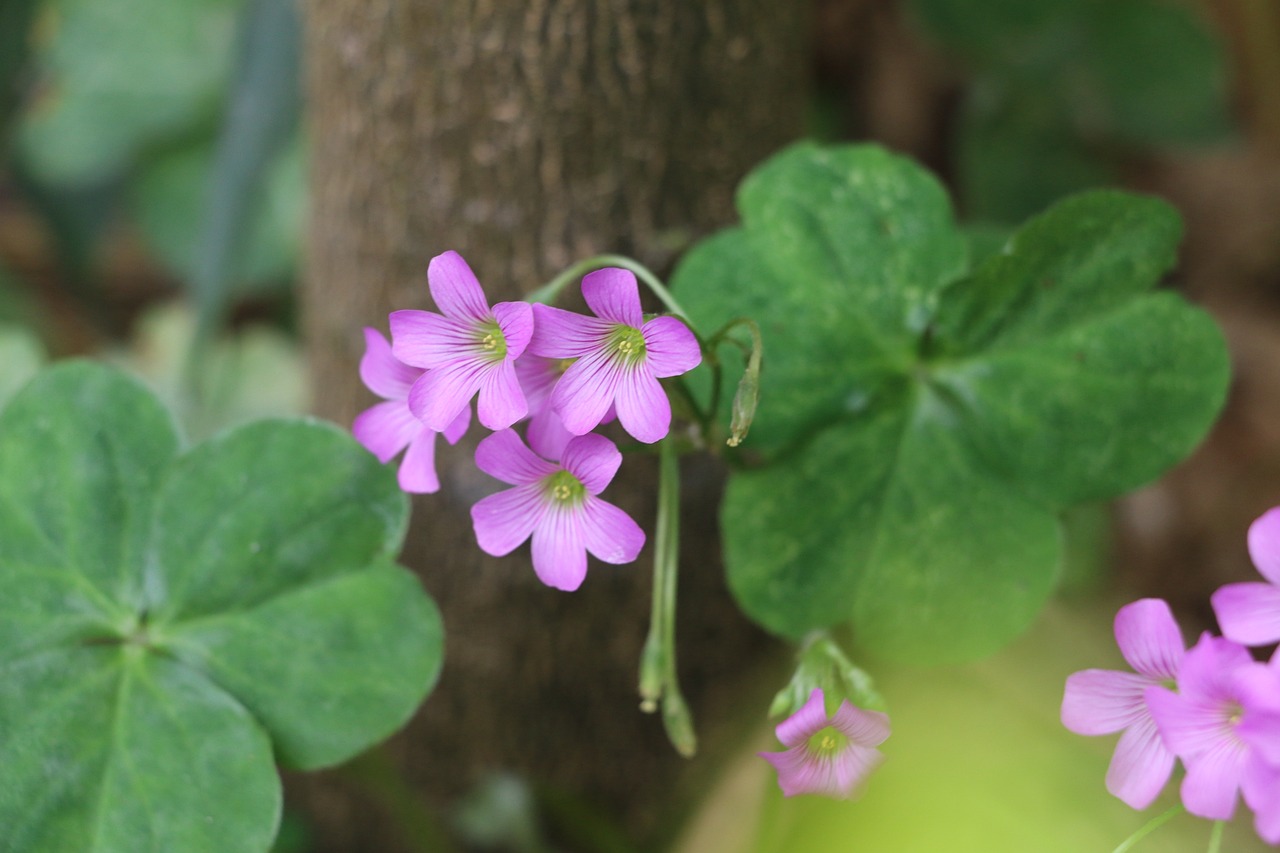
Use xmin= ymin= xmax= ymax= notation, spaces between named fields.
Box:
xmin=1111 ymin=805 xmax=1184 ymax=853
xmin=637 ymin=439 xmax=697 ymax=756
xmin=1206 ymin=820 xmax=1224 ymax=853
xmin=527 ymin=254 xmax=693 ymax=323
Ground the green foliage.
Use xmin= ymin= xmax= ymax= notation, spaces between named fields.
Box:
xmin=908 ymin=0 xmax=1232 ymax=222
xmin=0 ymin=362 xmax=443 ymax=851
xmin=674 ymin=142 xmax=1228 ymax=664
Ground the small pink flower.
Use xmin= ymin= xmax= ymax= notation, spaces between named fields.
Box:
xmin=1211 ymin=506 xmax=1280 ymax=646
xmin=1061 ymin=598 xmax=1185 ymax=809
xmin=758 ymin=688 xmax=889 ymax=799
xmin=1147 ymin=634 xmax=1280 ymax=833
xmin=352 ymin=328 xmax=469 ymax=493
xmin=528 ymin=267 xmax=700 ymax=444
xmin=390 ymin=251 xmax=534 ymax=432
xmin=514 ymin=354 xmax=577 ymax=461
xmin=470 ymin=429 xmax=645 ymax=591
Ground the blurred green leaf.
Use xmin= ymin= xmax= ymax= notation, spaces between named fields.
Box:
xmin=0 ymin=362 xmax=442 ymax=848
xmin=0 ymin=0 xmax=41 ymax=136
xmin=675 ymin=144 xmax=1228 ymax=663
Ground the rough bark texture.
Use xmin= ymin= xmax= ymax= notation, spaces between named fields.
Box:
xmin=301 ymin=2 xmax=805 ymax=848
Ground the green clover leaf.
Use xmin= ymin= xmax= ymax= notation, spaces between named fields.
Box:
xmin=0 ymin=362 xmax=442 ymax=851
xmin=675 ymin=142 xmax=1227 ymax=663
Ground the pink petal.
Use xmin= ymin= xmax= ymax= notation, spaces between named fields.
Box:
xmin=552 ymin=349 xmax=625 ymax=436
xmin=1211 ymin=582 xmax=1280 ymax=647
xmin=474 ymin=429 xmax=557 ymax=485
xmin=1248 ymin=506 xmax=1280 ymax=584
xmin=1105 ymin=715 xmax=1175 ymax=809
xmin=1062 ymin=670 xmax=1151 ymax=735
xmin=776 ymin=688 xmax=830 ymax=748
xmin=642 ymin=316 xmax=702 ymax=378
xmin=359 ymin=327 xmax=420 ymax=399
xmin=1243 ymin=758 xmax=1280 ymax=844
xmin=531 ymin=506 xmax=588 ymax=591
xmin=443 ymin=405 xmax=472 ymax=444
xmin=515 ymin=354 xmax=562 ymax=411
xmin=581 ymin=267 xmax=643 ymax=325
xmin=1146 ymin=685 xmax=1222 ymax=758
xmin=1115 ymin=598 xmax=1184 ymax=680
xmin=758 ymin=744 xmax=880 ymax=799
xmin=1177 ymin=633 xmax=1255 ymax=702
xmin=579 ymin=497 xmax=645 ymax=564
xmin=1235 ymin=665 xmax=1280 ymax=765
xmin=614 ymin=367 xmax=671 ymax=444
xmin=428 ymin=250 xmax=490 ymax=321
xmin=477 ymin=360 xmax=528 ymax=430
xmin=397 ymin=426 xmax=442 ymax=493
xmin=526 ymin=407 xmax=574 ymax=461
xmin=528 ymin=304 xmax=612 ymax=358
xmin=352 ymin=400 xmax=420 ymax=463
xmin=1180 ymin=740 xmax=1247 ymax=820
xmin=493 ymin=301 xmax=534 ymax=359
xmin=407 ymin=360 xmax=486 ymax=432
xmin=560 ymin=434 xmax=622 ymax=495
xmin=471 ymin=485 xmax=545 ymax=556
xmin=389 ymin=310 xmax=477 ymax=369
xmin=830 ymin=701 xmax=890 ymax=747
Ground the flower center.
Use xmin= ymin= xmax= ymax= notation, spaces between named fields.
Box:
xmin=806 ymin=726 xmax=848 ymax=756
xmin=544 ymin=469 xmax=586 ymax=505
xmin=607 ymin=325 xmax=646 ymax=365
xmin=475 ymin=320 xmax=507 ymax=361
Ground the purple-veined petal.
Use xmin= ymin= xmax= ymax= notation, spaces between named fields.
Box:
xmin=1180 ymin=740 xmax=1248 ymax=820
xmin=531 ymin=505 xmax=588 ymax=591
xmin=776 ymin=688 xmax=830 ymax=748
xmin=581 ymin=267 xmax=644 ymax=326
xmin=1062 ymin=669 xmax=1151 ymax=735
xmin=526 ymin=407 xmax=574 ymax=461
xmin=493 ymin=300 xmax=534 ymax=359
xmin=477 ymin=359 xmax=528 ymax=430
xmin=428 ymin=250 xmax=490 ymax=321
xmin=407 ymin=359 xmax=487 ymax=432
xmin=443 ymin=405 xmax=472 ymax=444
xmin=1105 ymin=715 xmax=1175 ymax=809
xmin=642 ymin=316 xmax=702 ymax=378
xmin=398 ymin=426 xmax=442 ymax=494
xmin=830 ymin=701 xmax=890 ymax=747
xmin=1212 ymin=582 xmax=1280 ymax=647
xmin=1147 ymin=685 xmax=1227 ymax=759
xmin=1115 ymin=598 xmax=1184 ymax=680
xmin=832 ymin=745 xmax=885 ymax=797
xmin=1243 ymin=758 xmax=1280 ymax=844
xmin=1178 ymin=634 xmax=1255 ymax=702
xmin=390 ymin=310 xmax=479 ymax=369
xmin=1248 ymin=506 xmax=1280 ymax=584
xmin=360 ymin=327 xmax=420 ymax=399
xmin=1235 ymin=664 xmax=1280 ymax=765
xmin=515 ymin=354 xmax=562 ymax=411
xmin=758 ymin=743 xmax=879 ymax=799
xmin=579 ymin=497 xmax=644 ymax=564
xmin=560 ymin=433 xmax=622 ymax=495
xmin=552 ymin=348 xmax=625 ymax=435
xmin=529 ymin=304 xmax=612 ymax=358
xmin=471 ymin=485 xmax=545 ymax=556
xmin=352 ymin=400 xmax=419 ymax=463
xmin=475 ymin=429 xmax=557 ymax=485
xmin=614 ymin=366 xmax=671 ymax=444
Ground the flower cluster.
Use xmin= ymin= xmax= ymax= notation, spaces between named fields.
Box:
xmin=759 ymin=687 xmax=890 ymax=799
xmin=1062 ymin=507 xmax=1280 ymax=844
xmin=353 ymin=251 xmax=701 ymax=590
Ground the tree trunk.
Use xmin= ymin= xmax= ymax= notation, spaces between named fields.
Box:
xmin=300 ymin=2 xmax=806 ymax=848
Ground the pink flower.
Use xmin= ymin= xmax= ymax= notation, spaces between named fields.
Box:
xmin=1147 ymin=634 xmax=1280 ymax=836
xmin=528 ymin=267 xmax=701 ymax=444
xmin=469 ymin=429 xmax=645 ymax=591
xmin=1061 ymin=598 xmax=1185 ymax=809
xmin=1211 ymin=506 xmax=1280 ymax=646
xmin=758 ymin=687 xmax=889 ymax=799
xmin=514 ymin=354 xmax=577 ymax=461
xmin=390 ymin=251 xmax=534 ymax=432
xmin=352 ymin=328 xmax=469 ymax=493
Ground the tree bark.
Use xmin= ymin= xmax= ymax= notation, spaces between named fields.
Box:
xmin=301 ymin=2 xmax=805 ymax=848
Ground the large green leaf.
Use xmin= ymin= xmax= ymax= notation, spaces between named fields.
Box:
xmin=0 ymin=362 xmax=442 ymax=851
xmin=675 ymin=143 xmax=1228 ymax=662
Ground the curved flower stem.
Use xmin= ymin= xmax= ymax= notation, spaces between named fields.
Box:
xmin=638 ymin=438 xmax=697 ymax=756
xmin=1206 ymin=820 xmax=1224 ymax=853
xmin=528 ymin=254 xmax=693 ymax=323
xmin=1111 ymin=804 xmax=1184 ymax=853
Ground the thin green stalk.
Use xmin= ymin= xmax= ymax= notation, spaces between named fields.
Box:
xmin=1111 ymin=805 xmax=1184 ymax=853
xmin=1206 ymin=820 xmax=1224 ymax=853
xmin=527 ymin=254 xmax=693 ymax=323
